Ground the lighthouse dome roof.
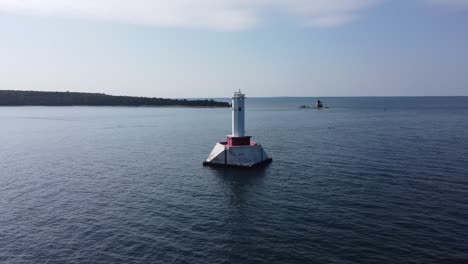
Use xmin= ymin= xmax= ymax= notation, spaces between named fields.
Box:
xmin=233 ymin=89 xmax=245 ymax=97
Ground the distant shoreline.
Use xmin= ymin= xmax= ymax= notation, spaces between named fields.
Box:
xmin=0 ymin=90 xmax=231 ymax=107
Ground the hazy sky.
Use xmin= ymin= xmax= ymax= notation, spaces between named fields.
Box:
xmin=0 ymin=0 xmax=467 ymax=98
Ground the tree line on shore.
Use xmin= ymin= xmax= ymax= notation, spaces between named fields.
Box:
xmin=0 ymin=90 xmax=230 ymax=107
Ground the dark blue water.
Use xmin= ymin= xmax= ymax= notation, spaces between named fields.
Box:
xmin=1 ymin=97 xmax=467 ymax=263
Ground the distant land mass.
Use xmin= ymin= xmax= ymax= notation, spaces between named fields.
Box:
xmin=0 ymin=90 xmax=230 ymax=107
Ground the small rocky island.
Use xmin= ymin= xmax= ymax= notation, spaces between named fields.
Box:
xmin=0 ymin=90 xmax=230 ymax=107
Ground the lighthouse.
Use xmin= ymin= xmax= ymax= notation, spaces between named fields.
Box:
xmin=203 ymin=90 xmax=272 ymax=168
xmin=232 ymin=90 xmax=245 ymax=137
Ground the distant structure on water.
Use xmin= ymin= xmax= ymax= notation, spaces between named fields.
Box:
xmin=203 ymin=90 xmax=272 ymax=168
xmin=299 ymin=99 xmax=328 ymax=109
xmin=317 ymin=100 xmax=323 ymax=108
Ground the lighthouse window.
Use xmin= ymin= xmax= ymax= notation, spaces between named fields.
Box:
xmin=238 ymin=107 xmax=242 ymax=111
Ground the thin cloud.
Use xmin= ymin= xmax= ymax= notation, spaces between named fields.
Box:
xmin=428 ymin=0 xmax=468 ymax=9
xmin=0 ymin=0 xmax=380 ymax=30
xmin=277 ymin=0 xmax=379 ymax=27
xmin=303 ymin=13 xmax=358 ymax=28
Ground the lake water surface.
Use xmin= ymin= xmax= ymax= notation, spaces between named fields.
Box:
xmin=1 ymin=97 xmax=467 ymax=263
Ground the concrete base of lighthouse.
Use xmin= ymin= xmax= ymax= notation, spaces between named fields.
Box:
xmin=203 ymin=137 xmax=272 ymax=168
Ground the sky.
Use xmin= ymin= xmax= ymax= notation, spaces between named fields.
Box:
xmin=0 ymin=0 xmax=467 ymax=98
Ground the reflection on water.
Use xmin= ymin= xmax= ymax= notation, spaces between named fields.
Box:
xmin=207 ymin=167 xmax=270 ymax=262
xmin=208 ymin=166 xmax=268 ymax=203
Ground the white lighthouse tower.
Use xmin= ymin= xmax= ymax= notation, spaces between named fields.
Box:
xmin=203 ymin=90 xmax=272 ymax=168
xmin=232 ymin=90 xmax=245 ymax=137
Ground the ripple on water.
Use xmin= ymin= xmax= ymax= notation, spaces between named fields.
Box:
xmin=1 ymin=99 xmax=468 ymax=263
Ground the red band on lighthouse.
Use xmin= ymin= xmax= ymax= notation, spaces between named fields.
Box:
xmin=227 ymin=136 xmax=251 ymax=146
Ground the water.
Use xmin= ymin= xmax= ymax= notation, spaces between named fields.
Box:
xmin=1 ymin=97 xmax=467 ymax=263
